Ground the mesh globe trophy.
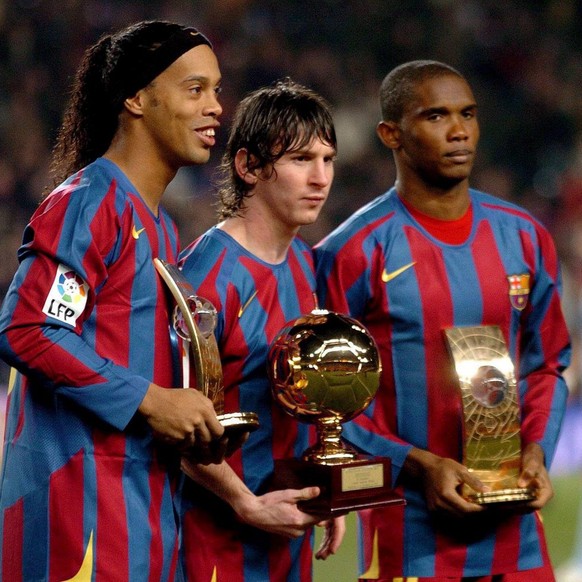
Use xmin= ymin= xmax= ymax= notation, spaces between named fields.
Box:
xmin=444 ymin=325 xmax=536 ymax=504
xmin=154 ymin=259 xmax=259 ymax=438
xmin=267 ymin=309 xmax=403 ymax=516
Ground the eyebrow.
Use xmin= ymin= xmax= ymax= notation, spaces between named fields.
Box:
xmin=181 ymin=75 xmax=222 ymax=85
xmin=288 ymin=145 xmax=337 ymax=156
xmin=420 ymin=103 xmax=478 ymax=116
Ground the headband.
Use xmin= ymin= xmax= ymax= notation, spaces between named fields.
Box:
xmin=122 ymin=27 xmax=213 ymax=98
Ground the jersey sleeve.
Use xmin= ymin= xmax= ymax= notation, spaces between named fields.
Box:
xmin=315 ymin=218 xmax=374 ymax=319
xmin=315 ymin=220 xmax=413 ymax=482
xmin=517 ymin=223 xmax=571 ymax=467
xmin=0 ymin=175 xmax=151 ymax=430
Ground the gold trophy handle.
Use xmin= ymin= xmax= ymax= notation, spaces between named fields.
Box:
xmin=153 ymin=258 xmax=220 ymax=401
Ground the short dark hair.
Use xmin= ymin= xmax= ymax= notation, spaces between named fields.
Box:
xmin=379 ymin=60 xmax=466 ymax=122
xmin=216 ymin=78 xmax=336 ymax=220
xmin=48 ymin=20 xmax=211 ymax=189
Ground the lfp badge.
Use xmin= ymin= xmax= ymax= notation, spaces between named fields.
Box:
xmin=42 ymin=263 xmax=89 ymax=326
xmin=507 ymin=273 xmax=530 ymax=311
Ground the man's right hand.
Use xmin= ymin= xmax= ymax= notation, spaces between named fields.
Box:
xmin=138 ymin=383 xmax=225 ymax=449
xmin=403 ymin=447 xmax=487 ymax=517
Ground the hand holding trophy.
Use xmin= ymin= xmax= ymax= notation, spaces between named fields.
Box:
xmin=444 ymin=325 xmax=536 ymax=504
xmin=154 ymin=258 xmax=259 ymax=452
xmin=267 ymin=309 xmax=403 ymax=517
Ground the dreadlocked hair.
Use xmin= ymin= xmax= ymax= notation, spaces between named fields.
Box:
xmin=48 ymin=35 xmax=116 ymax=190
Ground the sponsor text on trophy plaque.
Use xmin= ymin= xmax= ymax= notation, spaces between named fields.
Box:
xmin=267 ymin=309 xmax=403 ymax=517
xmin=444 ymin=325 xmax=535 ymax=504
xmin=154 ymin=258 xmax=259 ymax=437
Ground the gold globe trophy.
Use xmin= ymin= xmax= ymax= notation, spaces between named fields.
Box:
xmin=267 ymin=309 xmax=403 ymax=516
xmin=154 ymin=259 xmax=259 ymax=439
xmin=444 ymin=325 xmax=536 ymax=504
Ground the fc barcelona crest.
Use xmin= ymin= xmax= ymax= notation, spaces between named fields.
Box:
xmin=507 ymin=273 xmax=530 ymax=311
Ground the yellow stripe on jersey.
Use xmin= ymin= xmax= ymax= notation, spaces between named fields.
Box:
xmin=7 ymin=367 xmax=17 ymax=395
xmin=359 ymin=530 xmax=420 ymax=581
xmin=63 ymin=530 xmax=94 ymax=581
xmin=359 ymin=528 xmax=380 ymax=579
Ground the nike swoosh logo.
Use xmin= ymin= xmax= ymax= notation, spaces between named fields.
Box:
xmin=238 ymin=290 xmax=258 ymax=318
xmin=132 ymin=225 xmax=146 ymax=240
xmin=382 ymin=261 xmax=416 ymax=283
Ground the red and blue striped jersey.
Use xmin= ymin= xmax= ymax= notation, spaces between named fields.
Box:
xmin=0 ymin=158 xmax=181 ymax=581
xmin=314 ymin=187 xmax=570 ymax=578
xmin=178 ymin=226 xmax=318 ymax=582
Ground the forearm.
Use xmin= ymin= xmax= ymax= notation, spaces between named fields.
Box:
xmin=1 ymin=323 xmax=149 ymax=429
xmin=181 ymin=458 xmax=254 ymax=513
xmin=180 ymin=459 xmax=325 ymax=538
xmin=519 ymin=370 xmax=568 ymax=466
xmin=401 ymin=447 xmax=439 ymax=481
xmin=342 ymin=419 xmax=413 ymax=484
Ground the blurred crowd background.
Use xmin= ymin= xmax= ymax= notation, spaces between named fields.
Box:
xmin=0 ymin=0 xmax=581 ymax=577
xmin=5 ymin=0 xmax=582 ymax=395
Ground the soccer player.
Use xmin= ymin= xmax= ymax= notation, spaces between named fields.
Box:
xmin=315 ymin=60 xmax=571 ymax=581
xmin=178 ymin=78 xmax=345 ymax=581
xmin=0 ymin=21 xmax=225 ymax=580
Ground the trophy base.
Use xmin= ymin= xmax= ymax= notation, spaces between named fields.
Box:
xmin=467 ymin=487 xmax=536 ymax=505
xmin=218 ymin=412 xmax=259 ymax=439
xmin=271 ymin=456 xmax=404 ymax=518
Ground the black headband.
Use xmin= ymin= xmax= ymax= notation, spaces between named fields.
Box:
xmin=123 ymin=27 xmax=213 ymax=98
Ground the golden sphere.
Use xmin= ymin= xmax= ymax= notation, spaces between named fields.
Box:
xmin=268 ymin=309 xmax=381 ymax=424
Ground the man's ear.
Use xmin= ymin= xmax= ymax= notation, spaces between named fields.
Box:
xmin=376 ymin=120 xmax=400 ymax=150
xmin=234 ymin=149 xmax=259 ymax=184
xmin=123 ymin=91 xmax=145 ymax=117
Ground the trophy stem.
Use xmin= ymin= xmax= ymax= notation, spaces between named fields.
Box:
xmin=303 ymin=416 xmax=358 ymax=465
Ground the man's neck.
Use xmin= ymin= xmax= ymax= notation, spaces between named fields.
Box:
xmin=218 ymin=215 xmax=297 ymax=265
xmin=103 ymin=148 xmax=175 ymax=216
xmin=103 ymin=135 xmax=177 ymax=216
xmin=395 ymin=177 xmax=471 ymax=220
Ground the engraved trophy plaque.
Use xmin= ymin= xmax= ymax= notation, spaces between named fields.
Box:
xmin=444 ymin=325 xmax=536 ymax=504
xmin=267 ymin=309 xmax=403 ymax=516
xmin=154 ymin=258 xmax=259 ymax=437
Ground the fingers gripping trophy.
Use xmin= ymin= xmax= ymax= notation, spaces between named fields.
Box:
xmin=154 ymin=259 xmax=259 ymax=444
xmin=267 ymin=309 xmax=403 ymax=516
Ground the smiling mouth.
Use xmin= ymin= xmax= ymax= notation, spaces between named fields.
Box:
xmin=196 ymin=127 xmax=217 ymax=147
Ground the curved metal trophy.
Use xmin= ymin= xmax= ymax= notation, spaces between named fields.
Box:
xmin=267 ymin=309 xmax=403 ymax=516
xmin=444 ymin=325 xmax=536 ymax=504
xmin=154 ymin=258 xmax=259 ymax=437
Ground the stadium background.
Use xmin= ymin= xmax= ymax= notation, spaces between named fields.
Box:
xmin=0 ymin=1 xmax=580 ymax=579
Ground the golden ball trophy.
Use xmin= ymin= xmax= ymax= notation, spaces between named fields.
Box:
xmin=267 ymin=309 xmax=403 ymax=517
xmin=154 ymin=258 xmax=259 ymax=438
xmin=444 ymin=325 xmax=536 ymax=504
